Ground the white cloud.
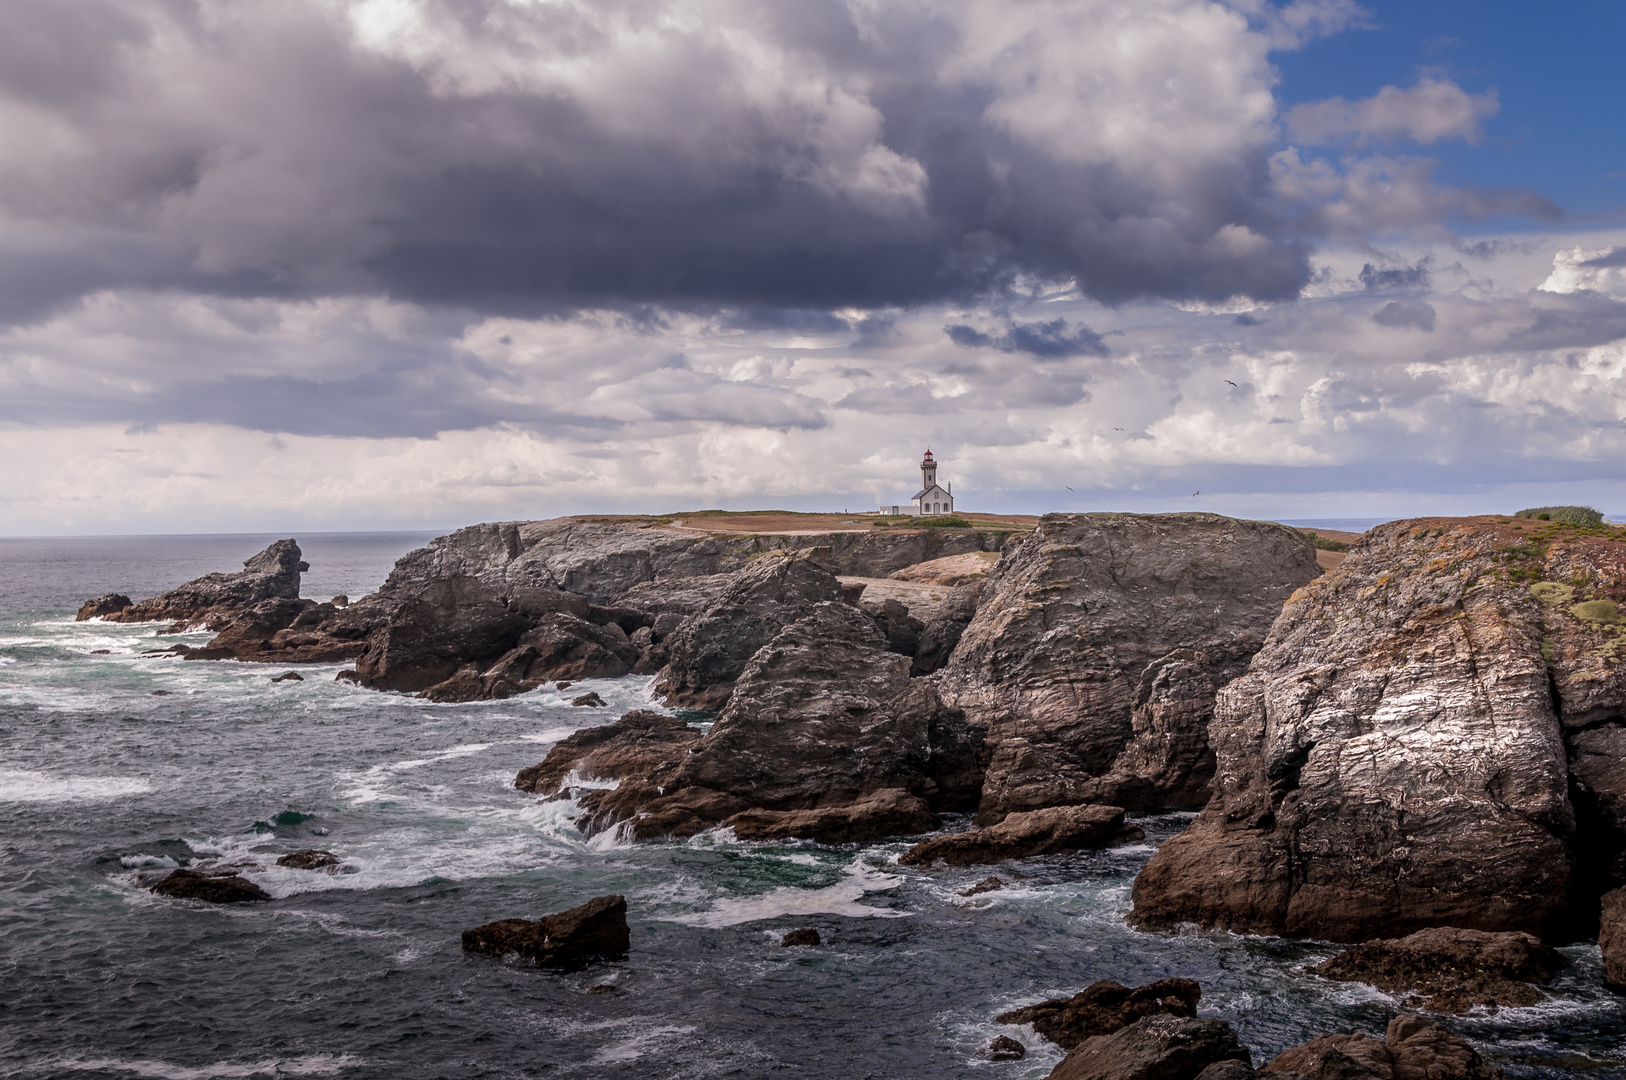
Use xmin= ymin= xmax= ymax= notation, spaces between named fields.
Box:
xmin=1287 ymin=78 xmax=1499 ymax=145
xmin=1539 ymin=246 xmax=1626 ymax=298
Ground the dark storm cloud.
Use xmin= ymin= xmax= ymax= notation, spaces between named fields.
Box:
xmin=945 ymin=318 xmax=1109 ymax=359
xmin=1372 ymin=300 xmax=1436 ymax=331
xmin=1360 ymin=261 xmax=1431 ymax=291
xmin=0 ymin=0 xmax=1356 ymax=326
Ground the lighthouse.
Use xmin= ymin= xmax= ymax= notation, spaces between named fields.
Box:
xmin=879 ymin=449 xmax=955 ymax=516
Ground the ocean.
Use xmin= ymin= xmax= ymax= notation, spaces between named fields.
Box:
xmin=1 ymin=534 xmax=1622 ymax=1079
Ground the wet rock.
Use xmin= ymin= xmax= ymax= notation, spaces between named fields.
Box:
xmin=911 ymin=582 xmax=984 ymax=676
xmin=1132 ymin=518 xmax=1587 ymax=942
xmin=579 ymin=783 xmax=752 ymax=841
xmin=461 ymin=894 xmax=629 ymax=968
xmin=936 ymin=513 xmax=1318 ymax=823
xmin=1195 ymin=1064 xmax=1255 ymax=1080
xmin=960 ymin=876 xmax=1005 ymax=896
xmin=585 ymin=983 xmax=618 ymax=995
xmin=335 ymin=669 xmax=360 ymax=683
xmin=77 ymin=593 xmax=132 ymax=620
xmin=997 ymin=978 xmax=1201 ymax=1050
xmin=271 ymin=671 xmax=304 ymax=683
xmin=899 ymin=804 xmax=1138 ymax=867
xmin=92 ymin=540 xmax=308 ymax=626
xmin=515 ymin=711 xmax=701 ymax=797
xmin=986 ymin=1035 xmax=1026 ymax=1061
xmin=1047 ymin=1015 xmax=1250 ymax=1080
xmin=780 ymin=928 xmax=820 ymax=947
xmin=725 ymin=788 xmax=937 ymax=844
xmin=90 ymin=649 xmax=111 ymax=655
xmin=1603 ymin=887 xmax=1626 ymax=989
xmin=654 ymin=551 xmax=844 ymax=710
xmin=276 ymin=850 xmax=340 ymax=870
xmin=330 ymin=594 xmax=349 ymax=606
xmin=355 ymin=575 xmax=528 ymax=694
xmin=1312 ymin=927 xmax=1564 ymax=1012
xmin=1263 ymin=1015 xmax=1500 ymax=1080
xmin=151 ymin=869 xmax=272 ymax=903
xmin=571 ymin=692 xmax=606 ymax=708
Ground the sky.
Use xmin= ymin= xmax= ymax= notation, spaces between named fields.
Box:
xmin=2 ymin=0 xmax=1625 ymax=535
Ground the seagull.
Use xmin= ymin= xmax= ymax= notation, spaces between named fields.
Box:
xmin=1113 ymin=427 xmax=1124 ymax=431
xmin=1192 ymin=491 xmax=1201 ymax=497
xmin=1065 ymin=486 xmax=1073 ymax=491
xmin=1224 ymin=380 xmax=1238 ymax=387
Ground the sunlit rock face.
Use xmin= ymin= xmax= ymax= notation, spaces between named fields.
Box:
xmin=1133 ymin=515 xmax=1626 ymax=942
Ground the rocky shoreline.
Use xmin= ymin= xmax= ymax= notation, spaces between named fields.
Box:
xmin=86 ymin=509 xmax=1626 ymax=1077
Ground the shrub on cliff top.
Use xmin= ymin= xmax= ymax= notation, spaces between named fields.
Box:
xmin=1515 ymin=506 xmax=1605 ymax=525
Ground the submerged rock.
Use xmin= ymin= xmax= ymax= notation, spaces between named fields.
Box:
xmin=996 ymin=978 xmax=1201 ymax=1050
xmin=1263 ymin=1015 xmax=1499 ymax=1080
xmin=899 ymin=804 xmax=1138 ymax=867
xmin=1312 ymin=927 xmax=1564 ymax=1012
xmin=514 ymin=711 xmax=700 ymax=798
xmin=151 ymin=869 xmax=272 ymax=903
xmin=935 ymin=513 xmax=1318 ymax=823
xmin=87 ymin=540 xmax=308 ymax=627
xmin=780 ymin=928 xmax=820 ymax=947
xmin=985 ymin=1035 xmax=1026 ymax=1062
xmin=571 ymin=692 xmax=606 ymax=708
xmin=1132 ymin=518 xmax=1603 ymax=943
xmin=725 ymin=788 xmax=937 ymax=844
xmin=1047 ymin=1015 xmax=1249 ymax=1080
xmin=271 ymin=671 xmax=304 ymax=683
xmin=275 ymin=850 xmax=340 ymax=871
xmin=960 ymin=876 xmax=1005 ymax=896
xmin=461 ymin=894 xmax=629 ymax=968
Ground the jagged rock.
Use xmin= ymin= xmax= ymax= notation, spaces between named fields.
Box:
xmin=862 ymin=597 xmax=925 ymax=657
xmin=911 ymin=582 xmax=984 ymax=676
xmin=423 ymin=614 xmax=644 ymax=701
xmin=936 ymin=513 xmax=1318 ymax=823
xmin=77 ymin=593 xmax=132 ymax=620
xmin=1047 ymin=1015 xmax=1250 ymax=1080
xmin=780 ymin=928 xmax=820 ymax=947
xmin=151 ymin=869 xmax=272 ymax=903
xmin=653 ymin=551 xmax=845 ymax=710
xmin=572 ymin=692 xmax=606 ymax=707
xmin=330 ymin=594 xmax=349 ymax=606
xmin=461 ymin=894 xmax=629 ymax=968
xmin=1603 ymin=887 xmax=1626 ymax=989
xmin=276 ymin=850 xmax=340 ymax=870
xmin=1263 ymin=1016 xmax=1500 ymax=1080
xmin=271 ymin=671 xmax=304 ymax=683
xmin=961 ymin=876 xmax=1004 ymax=896
xmin=517 ymin=603 xmax=983 ymax=845
xmin=1312 ymin=927 xmax=1563 ymax=1012
xmin=88 ymin=540 xmax=308 ymax=626
xmin=996 ymin=978 xmax=1201 ymax=1049
xmin=890 ymin=551 xmax=999 ymax=586
xmin=666 ymin=602 xmax=982 ymax=815
xmin=1132 ymin=518 xmax=1593 ymax=942
xmin=1194 ymin=1064 xmax=1255 ymax=1080
xmin=515 ymin=711 xmax=700 ymax=797
xmin=190 ymin=597 xmax=372 ymax=664
xmin=725 ymin=788 xmax=937 ymax=844
xmin=899 ymin=805 xmax=1138 ymax=867
xmin=354 ymin=575 xmax=528 ymax=693
xmin=986 ymin=1035 xmax=1026 ymax=1061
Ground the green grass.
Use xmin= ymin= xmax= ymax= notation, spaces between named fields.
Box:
xmin=1301 ymin=531 xmax=1350 ymax=552
xmin=1515 ymin=506 xmax=1605 ymax=526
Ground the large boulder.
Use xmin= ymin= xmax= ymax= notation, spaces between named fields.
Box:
xmin=899 ymin=804 xmax=1138 ymax=867
xmin=1131 ymin=518 xmax=1610 ymax=942
xmin=997 ymin=977 xmax=1201 ymax=1049
xmin=518 ymin=603 xmax=984 ymax=844
xmin=653 ymin=551 xmax=844 ymax=711
xmin=151 ymin=869 xmax=272 ymax=903
xmin=1311 ymin=927 xmax=1563 ymax=1012
xmin=461 ymin=894 xmax=629 ymax=968
xmin=1263 ymin=1016 xmax=1500 ymax=1080
xmin=77 ymin=593 xmax=132 ymax=620
xmin=353 ymin=575 xmax=529 ymax=694
xmin=935 ymin=513 xmax=1319 ymax=822
xmin=85 ymin=539 xmax=307 ymax=626
xmin=1046 ymin=1015 xmax=1250 ymax=1080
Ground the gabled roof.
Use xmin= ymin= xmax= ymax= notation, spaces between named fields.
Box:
xmin=913 ymin=485 xmax=950 ymax=500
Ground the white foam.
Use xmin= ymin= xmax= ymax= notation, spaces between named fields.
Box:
xmin=590 ymin=1024 xmax=698 ymax=1064
xmin=48 ymin=1055 xmax=363 ymax=1078
xmin=0 ymin=768 xmax=152 ymax=803
xmin=666 ymin=859 xmax=910 ymax=927
xmin=520 ymin=726 xmax=582 ymax=744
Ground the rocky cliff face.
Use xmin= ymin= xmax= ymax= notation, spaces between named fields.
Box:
xmin=82 ymin=539 xmax=308 ymax=626
xmin=1131 ymin=516 xmax=1626 ymax=943
xmin=935 ymin=513 xmax=1319 ymax=822
xmin=518 ymin=601 xmax=982 ymax=843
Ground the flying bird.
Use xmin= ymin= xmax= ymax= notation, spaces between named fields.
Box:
xmin=1113 ymin=427 xmax=1124 ymax=431
xmin=1224 ymin=380 xmax=1238 ymax=387
xmin=1192 ymin=491 xmax=1201 ymax=497
xmin=1065 ymin=486 xmax=1073 ymax=491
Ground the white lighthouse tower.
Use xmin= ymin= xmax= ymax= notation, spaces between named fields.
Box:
xmin=878 ymin=449 xmax=955 ymax=516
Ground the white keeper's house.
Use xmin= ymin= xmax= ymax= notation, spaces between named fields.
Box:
xmin=879 ymin=449 xmax=955 ymax=516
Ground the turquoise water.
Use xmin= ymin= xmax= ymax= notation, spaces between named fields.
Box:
xmin=1 ymin=535 xmax=1622 ymax=1079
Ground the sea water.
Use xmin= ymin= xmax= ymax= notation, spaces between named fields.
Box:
xmin=1 ymin=534 xmax=1623 ymax=1079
